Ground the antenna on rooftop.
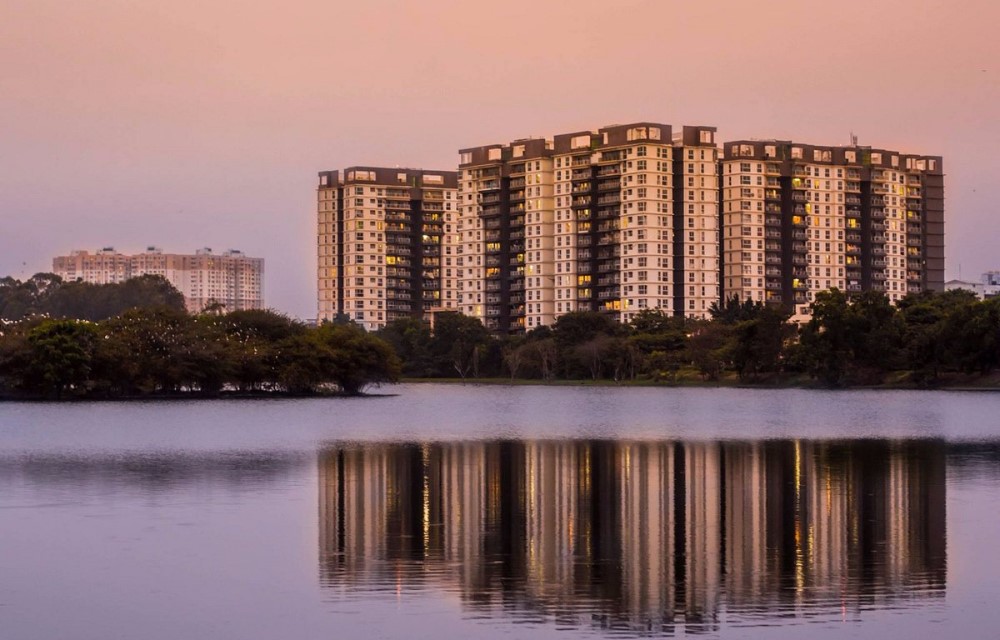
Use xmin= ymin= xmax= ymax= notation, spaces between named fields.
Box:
xmin=850 ymin=132 xmax=858 ymax=147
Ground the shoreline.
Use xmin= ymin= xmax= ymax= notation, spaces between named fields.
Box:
xmin=3 ymin=376 xmax=998 ymax=402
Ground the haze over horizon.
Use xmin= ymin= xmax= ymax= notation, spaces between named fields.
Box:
xmin=2 ymin=0 xmax=997 ymax=319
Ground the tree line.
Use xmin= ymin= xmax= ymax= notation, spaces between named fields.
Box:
xmin=3 ymin=271 xmax=998 ymax=398
xmin=377 ymin=289 xmax=1000 ymax=387
xmin=0 ymin=274 xmax=399 ymax=399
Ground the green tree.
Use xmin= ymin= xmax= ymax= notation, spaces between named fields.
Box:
xmin=429 ymin=312 xmax=492 ymax=378
xmin=686 ymin=321 xmax=734 ymax=380
xmin=223 ymin=309 xmax=306 ymax=391
xmin=21 ymin=319 xmax=99 ymax=398
xmin=732 ymin=305 xmax=792 ymax=381
xmin=94 ymin=306 xmax=194 ymax=395
xmin=709 ymin=296 xmax=767 ymax=324
xmin=377 ymin=317 xmax=435 ymax=377
xmin=311 ymin=323 xmax=401 ymax=394
xmin=798 ymin=289 xmax=852 ymax=385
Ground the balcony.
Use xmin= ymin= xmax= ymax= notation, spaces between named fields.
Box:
xmin=791 ymin=192 xmax=808 ymax=202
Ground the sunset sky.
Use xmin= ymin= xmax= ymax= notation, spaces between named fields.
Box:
xmin=2 ymin=0 xmax=997 ymax=318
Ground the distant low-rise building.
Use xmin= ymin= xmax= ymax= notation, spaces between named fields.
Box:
xmin=53 ymin=247 xmax=264 ymax=313
xmin=945 ymin=273 xmax=1000 ymax=300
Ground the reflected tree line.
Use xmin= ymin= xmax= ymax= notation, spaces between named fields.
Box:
xmin=317 ymin=439 xmax=947 ymax=634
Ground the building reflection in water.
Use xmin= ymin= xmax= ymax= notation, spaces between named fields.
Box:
xmin=318 ymin=440 xmax=945 ymax=634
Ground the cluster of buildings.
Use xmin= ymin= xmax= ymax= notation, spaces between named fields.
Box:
xmin=52 ymin=246 xmax=264 ymax=313
xmin=317 ymin=121 xmax=945 ymax=332
xmin=318 ymin=440 xmax=946 ymax=632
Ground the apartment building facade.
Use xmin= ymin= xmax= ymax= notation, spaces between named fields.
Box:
xmin=53 ymin=247 xmax=265 ymax=313
xmin=456 ymin=123 xmax=720 ymax=333
xmin=317 ymin=167 xmax=458 ymax=330
xmin=721 ymin=141 xmax=944 ymax=317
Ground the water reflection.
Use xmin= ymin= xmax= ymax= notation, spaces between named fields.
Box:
xmin=0 ymin=451 xmax=305 ymax=492
xmin=318 ymin=440 xmax=946 ymax=635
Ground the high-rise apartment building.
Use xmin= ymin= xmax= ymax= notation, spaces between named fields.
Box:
xmin=721 ymin=141 xmax=944 ymax=317
xmin=53 ymin=247 xmax=264 ymax=313
xmin=456 ymin=123 xmax=720 ymax=332
xmin=317 ymin=167 xmax=458 ymax=330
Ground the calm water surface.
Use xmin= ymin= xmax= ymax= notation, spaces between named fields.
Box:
xmin=2 ymin=384 xmax=1000 ymax=639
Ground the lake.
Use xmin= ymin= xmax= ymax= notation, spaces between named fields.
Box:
xmin=2 ymin=384 xmax=1000 ymax=639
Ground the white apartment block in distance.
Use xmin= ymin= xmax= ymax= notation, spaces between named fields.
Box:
xmin=52 ymin=247 xmax=265 ymax=313
xmin=457 ymin=122 xmax=720 ymax=333
xmin=317 ymin=167 xmax=458 ymax=330
xmin=721 ymin=141 xmax=944 ymax=318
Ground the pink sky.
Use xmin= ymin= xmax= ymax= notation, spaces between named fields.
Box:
xmin=2 ymin=0 xmax=997 ymax=318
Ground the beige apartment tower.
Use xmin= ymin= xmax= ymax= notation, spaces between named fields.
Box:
xmin=317 ymin=167 xmax=459 ymax=330
xmin=52 ymin=247 xmax=264 ymax=313
xmin=721 ymin=141 xmax=944 ymax=317
xmin=457 ymin=122 xmax=720 ymax=333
